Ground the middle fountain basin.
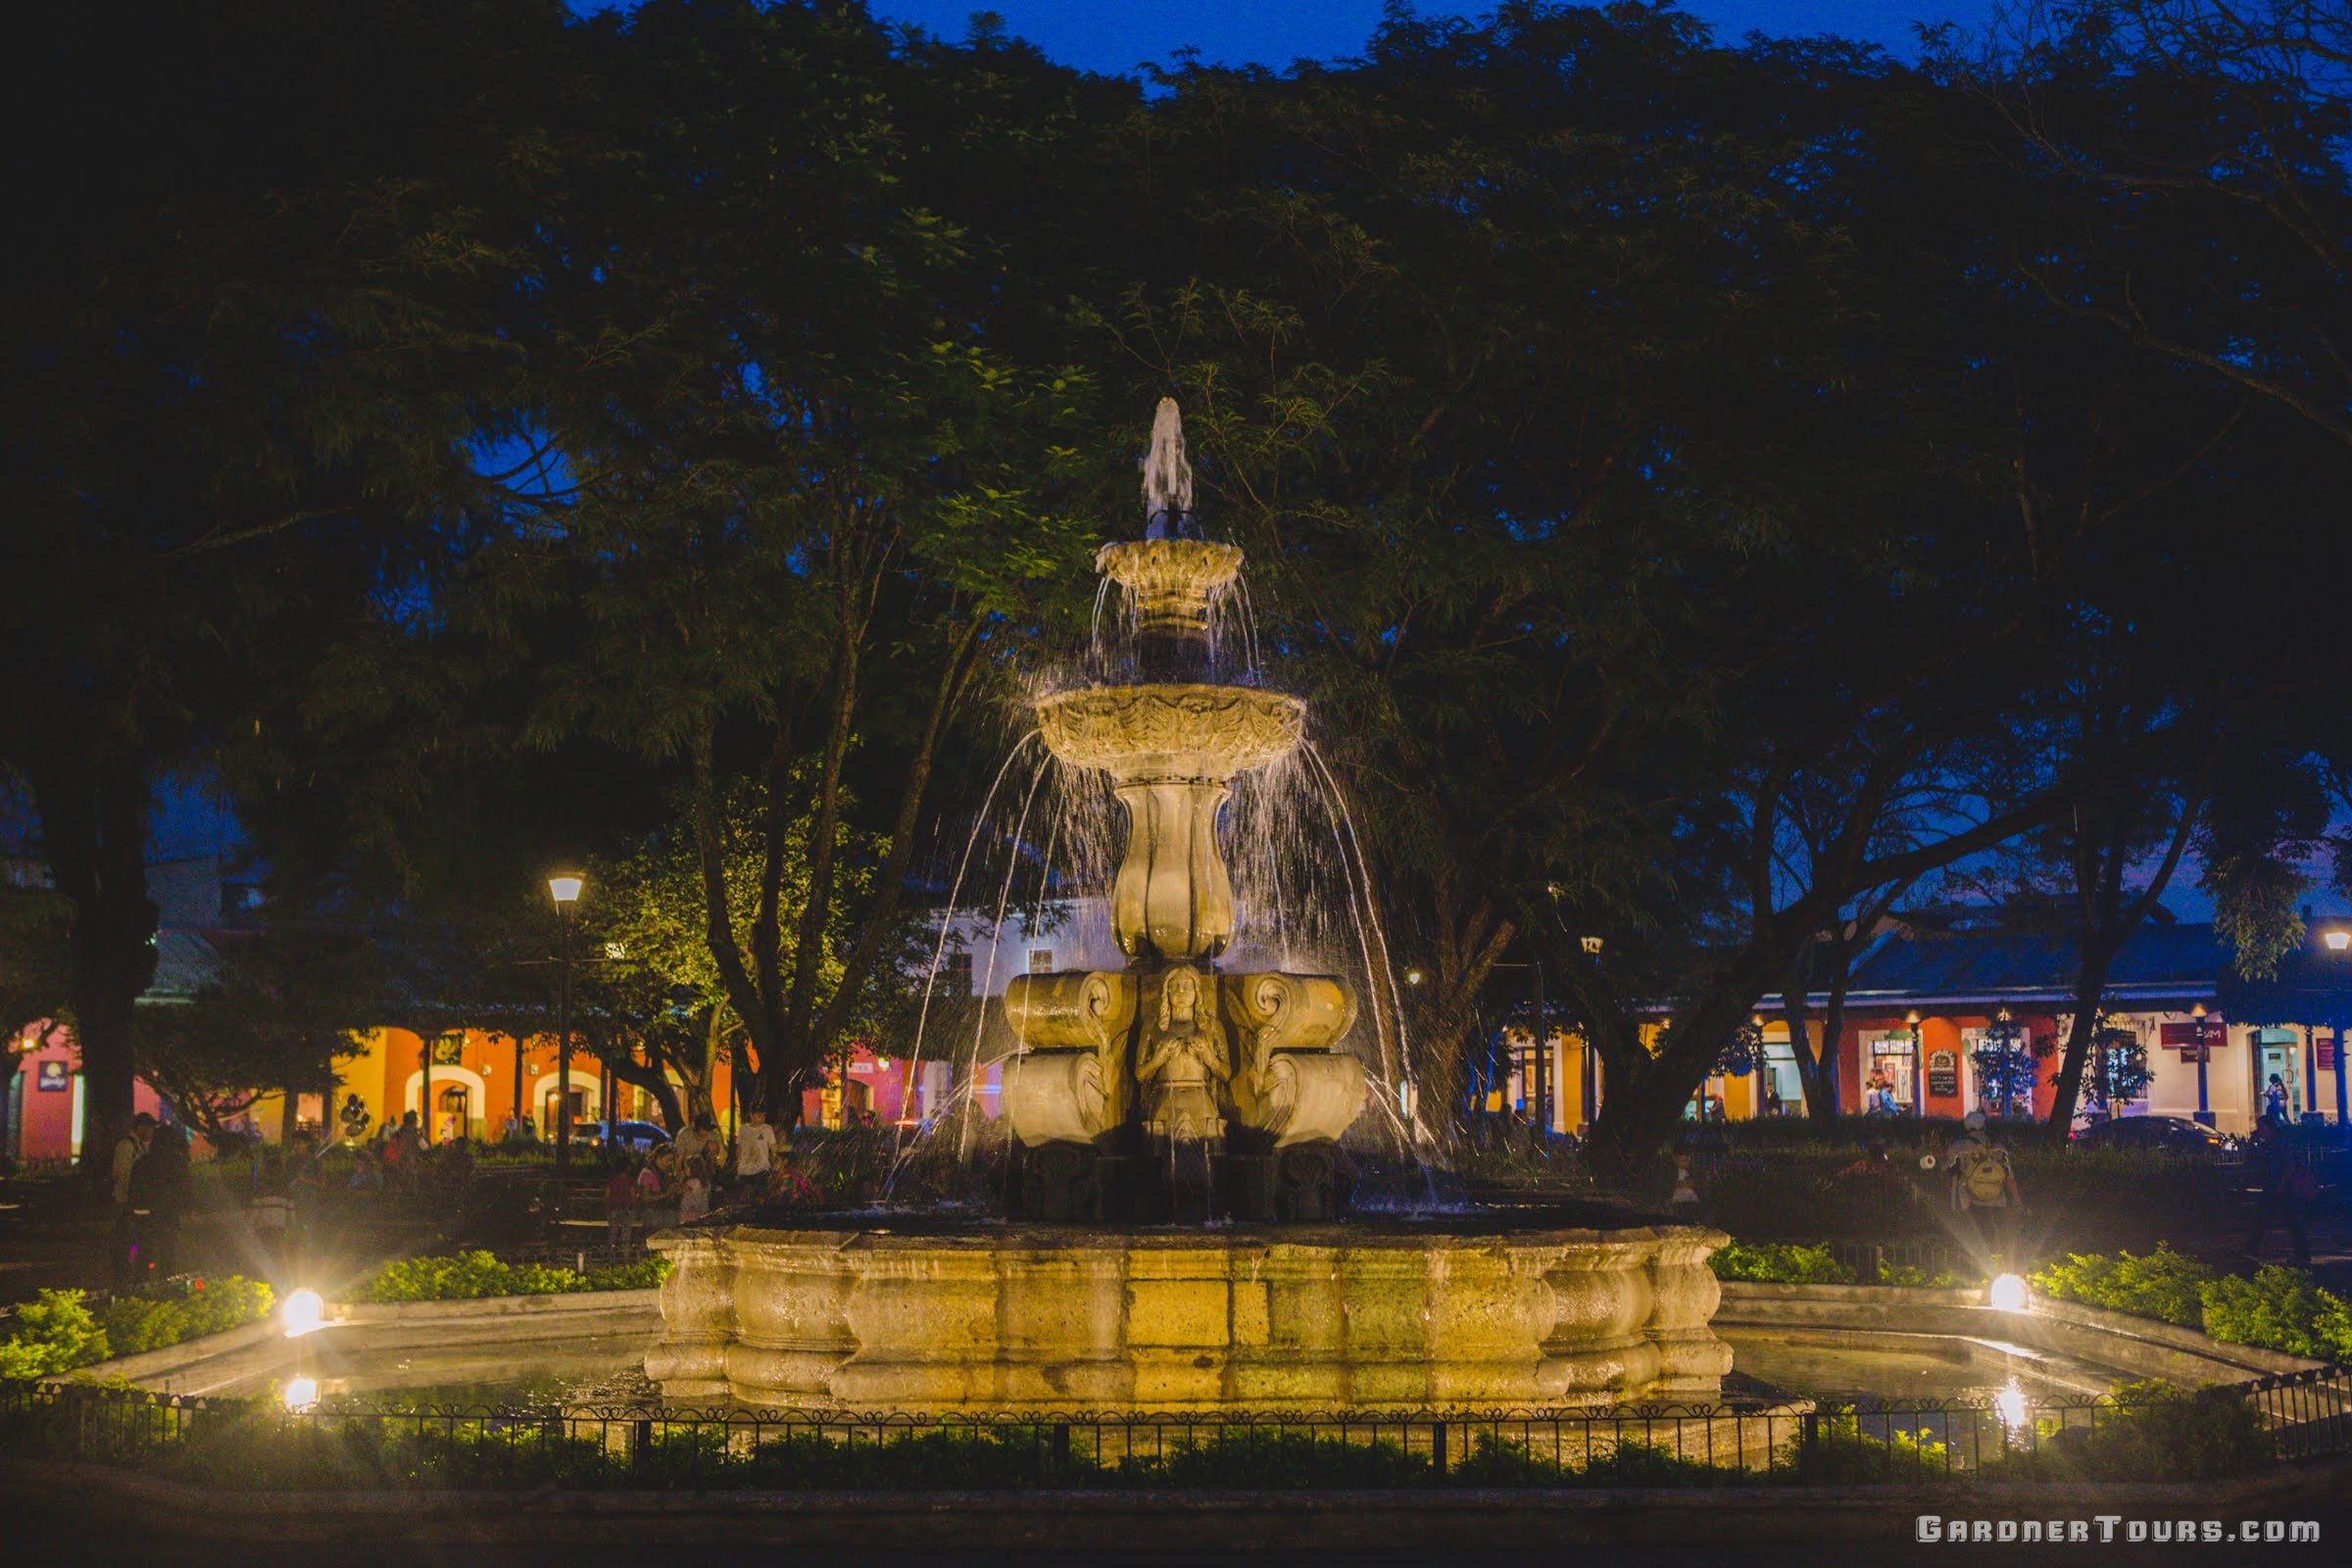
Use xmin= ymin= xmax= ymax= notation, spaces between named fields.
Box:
xmin=648 ymin=1218 xmax=1732 ymax=1413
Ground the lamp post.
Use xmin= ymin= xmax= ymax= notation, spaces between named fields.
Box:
xmin=1905 ymin=1009 xmax=1924 ymax=1117
xmin=2189 ymin=1002 xmax=2216 ymax=1128
xmin=1580 ymin=936 xmax=1603 ymax=1126
xmin=511 ymin=1030 xmax=526 ymax=1136
xmin=549 ymin=874 xmax=582 ymax=1185
xmin=2325 ymin=927 xmax=2349 ymax=1138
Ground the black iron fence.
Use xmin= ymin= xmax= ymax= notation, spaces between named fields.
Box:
xmin=3 ymin=1368 xmax=2345 ymax=1491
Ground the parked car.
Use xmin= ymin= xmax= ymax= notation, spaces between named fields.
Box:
xmin=2072 ymin=1114 xmax=2240 ymax=1160
xmin=568 ymin=1119 xmax=672 ymax=1154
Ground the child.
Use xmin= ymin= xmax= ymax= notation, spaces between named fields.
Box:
xmin=605 ymin=1157 xmax=638 ymax=1247
xmin=635 ymin=1146 xmax=675 ymax=1230
xmin=679 ymin=1164 xmax=711 ymax=1223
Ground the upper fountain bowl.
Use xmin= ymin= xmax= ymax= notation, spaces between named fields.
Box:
xmin=1097 ymin=539 xmax=1244 ymax=635
xmin=1037 ymin=682 xmax=1304 ymax=783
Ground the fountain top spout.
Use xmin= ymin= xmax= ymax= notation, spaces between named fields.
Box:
xmin=1143 ymin=396 xmax=1196 ymax=540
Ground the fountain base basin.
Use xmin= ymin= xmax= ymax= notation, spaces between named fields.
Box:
xmin=647 ymin=1218 xmax=1732 ymax=1413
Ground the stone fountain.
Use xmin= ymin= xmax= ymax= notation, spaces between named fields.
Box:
xmin=1002 ymin=398 xmax=1365 ymax=1224
xmin=646 ymin=400 xmax=1732 ymax=1413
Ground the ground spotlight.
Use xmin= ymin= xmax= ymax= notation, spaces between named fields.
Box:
xmin=1994 ymin=1379 xmax=2028 ymax=1433
xmin=1988 ymin=1273 xmax=2028 ymax=1313
xmin=282 ymin=1376 xmax=318 ymax=1412
xmin=281 ymin=1288 xmax=325 ymax=1338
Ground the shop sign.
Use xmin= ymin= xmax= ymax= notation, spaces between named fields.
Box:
xmin=35 ymin=1060 xmax=69 ymax=1092
xmin=1927 ymin=1049 xmax=1960 ymax=1099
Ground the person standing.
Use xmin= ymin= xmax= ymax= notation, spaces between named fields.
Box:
xmin=635 ymin=1146 xmax=676 ymax=1232
xmin=674 ymin=1113 xmax=717 ymax=1169
xmin=734 ymin=1107 xmax=776 ymax=1194
xmin=139 ymin=1120 xmax=193 ymax=1280
xmin=604 ymin=1156 xmax=638 ymax=1248
xmin=2246 ymin=1115 xmax=2316 ymax=1265
xmin=1951 ymin=1112 xmax=2025 ymax=1267
xmin=110 ymin=1113 xmax=156 ymax=1289
xmin=2264 ymin=1073 xmax=2292 ymax=1125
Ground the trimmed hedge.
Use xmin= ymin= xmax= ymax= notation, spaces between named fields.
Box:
xmin=2031 ymin=1247 xmax=2352 ymax=1363
xmin=353 ymin=1250 xmax=670 ymax=1303
xmin=0 ymin=1278 xmax=274 ymax=1379
xmin=1707 ymin=1241 xmax=1857 ymax=1285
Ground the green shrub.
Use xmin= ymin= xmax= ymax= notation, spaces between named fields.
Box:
xmin=583 ymin=1255 xmax=673 ymax=1292
xmin=2032 ymin=1247 xmax=2352 ymax=1362
xmin=2199 ymin=1268 xmax=2352 ymax=1362
xmin=1793 ymin=1414 xmax=1950 ymax=1482
xmin=1114 ymin=1427 xmax=1432 ymax=1489
xmin=2029 ymin=1245 xmax=2211 ymax=1329
xmin=355 ymin=1250 xmax=672 ymax=1303
xmin=99 ymin=1277 xmax=274 ymax=1354
xmin=1877 ymin=1264 xmax=1966 ymax=1288
xmin=1990 ymin=1381 xmax=2273 ymax=1482
xmin=157 ymin=1403 xmax=614 ymax=1491
xmin=0 ymin=1290 xmax=110 ymax=1379
xmin=1708 ymin=1241 xmax=1856 ymax=1285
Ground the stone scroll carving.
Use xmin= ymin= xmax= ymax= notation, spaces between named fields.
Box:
xmin=1224 ymin=972 xmax=1366 ymax=1148
xmin=1001 ymin=970 xmax=1136 ymax=1149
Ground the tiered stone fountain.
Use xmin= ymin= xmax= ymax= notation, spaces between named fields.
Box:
xmin=1002 ymin=402 xmax=1365 ymax=1223
xmin=646 ymin=401 xmax=1732 ymax=1413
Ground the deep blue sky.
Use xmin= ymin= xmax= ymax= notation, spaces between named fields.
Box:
xmin=871 ymin=2 xmax=1985 ymax=70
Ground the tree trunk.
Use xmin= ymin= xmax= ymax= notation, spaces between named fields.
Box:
xmin=34 ymin=755 xmax=158 ymax=1184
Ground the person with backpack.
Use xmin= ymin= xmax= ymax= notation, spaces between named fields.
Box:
xmin=2247 ymin=1115 xmax=2316 ymax=1265
xmin=1949 ymin=1111 xmax=2026 ymax=1267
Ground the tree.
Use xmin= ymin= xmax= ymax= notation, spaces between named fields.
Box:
xmin=1 ymin=0 xmax=572 ymax=1177
xmin=492 ymin=1 xmax=1111 ymax=1121
xmin=131 ymin=914 xmax=381 ymax=1146
xmin=1950 ymin=2 xmax=2352 ymax=449
xmin=574 ymin=782 xmax=884 ymax=1132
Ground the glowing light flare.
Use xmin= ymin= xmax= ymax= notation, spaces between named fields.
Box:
xmin=1988 ymin=1273 xmax=2029 ymax=1313
xmin=281 ymin=1288 xmax=325 ymax=1338
xmin=282 ymin=1376 xmax=318 ymax=1412
xmin=1994 ymin=1380 xmax=2028 ymax=1433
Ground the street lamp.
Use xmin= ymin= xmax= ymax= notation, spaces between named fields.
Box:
xmin=2189 ymin=1002 xmax=2216 ymax=1128
xmin=2321 ymin=927 xmax=2350 ymax=1137
xmin=549 ymin=873 xmax=582 ymax=1185
xmin=1905 ymin=1009 xmax=1924 ymax=1117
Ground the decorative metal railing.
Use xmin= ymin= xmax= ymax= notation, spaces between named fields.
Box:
xmin=3 ymin=1367 xmax=2345 ymax=1490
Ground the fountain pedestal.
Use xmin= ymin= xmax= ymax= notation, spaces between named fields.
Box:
xmin=647 ymin=1218 xmax=1734 ymax=1414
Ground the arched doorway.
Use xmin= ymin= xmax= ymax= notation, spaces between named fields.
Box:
xmin=528 ymin=1070 xmax=599 ymax=1138
xmin=400 ymin=1067 xmax=487 ymax=1144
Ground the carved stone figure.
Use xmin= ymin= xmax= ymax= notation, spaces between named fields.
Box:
xmin=1136 ymin=965 xmax=1229 ymax=1142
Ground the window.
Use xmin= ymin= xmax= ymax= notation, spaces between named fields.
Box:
xmin=1861 ymin=1030 xmax=1917 ymax=1113
xmin=1760 ymin=1041 xmax=1801 ymax=1112
xmin=942 ymin=951 xmax=974 ymax=997
xmin=1028 ymin=949 xmax=1054 ymax=973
